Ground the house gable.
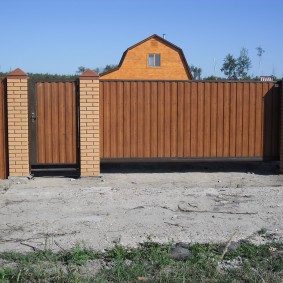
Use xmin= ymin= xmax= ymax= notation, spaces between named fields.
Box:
xmin=100 ymin=34 xmax=192 ymax=80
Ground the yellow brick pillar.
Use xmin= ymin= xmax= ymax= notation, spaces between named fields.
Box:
xmin=79 ymin=70 xmax=100 ymax=176
xmin=6 ymin=68 xmax=29 ymax=177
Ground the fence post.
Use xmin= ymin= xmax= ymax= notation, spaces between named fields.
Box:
xmin=6 ymin=68 xmax=29 ymax=177
xmin=79 ymin=70 xmax=100 ymax=176
xmin=280 ymin=79 xmax=283 ymax=174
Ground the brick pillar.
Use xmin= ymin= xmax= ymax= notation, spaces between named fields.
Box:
xmin=6 ymin=68 xmax=29 ymax=177
xmin=280 ymin=79 xmax=283 ymax=173
xmin=79 ymin=70 xmax=100 ymax=176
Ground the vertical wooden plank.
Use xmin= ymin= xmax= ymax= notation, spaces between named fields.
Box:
xmin=216 ymin=82 xmax=224 ymax=157
xmin=64 ymin=82 xmax=70 ymax=163
xmin=110 ymin=82 xmax=117 ymax=157
xmin=58 ymin=82 xmax=66 ymax=163
xmin=157 ymin=82 xmax=165 ymax=157
xmin=71 ymin=82 xmax=77 ymax=163
xmin=44 ymin=83 xmax=52 ymax=163
xmin=104 ymin=82 xmax=111 ymax=158
xmin=51 ymin=83 xmax=59 ymax=163
xmin=164 ymin=82 xmax=171 ymax=157
xmin=130 ymin=82 xmax=138 ymax=158
xmin=0 ymin=80 xmax=3 ymax=178
xmin=262 ymin=83 xmax=272 ymax=158
xmin=99 ymin=82 xmax=104 ymax=158
xmin=203 ymin=82 xmax=211 ymax=157
xmin=123 ymin=82 xmax=131 ymax=158
xmin=190 ymin=82 xmax=197 ymax=157
xmin=116 ymin=81 xmax=124 ymax=158
xmin=255 ymin=83 xmax=263 ymax=156
xmin=229 ymin=83 xmax=237 ymax=157
xmin=242 ymin=83 xmax=250 ymax=157
xmin=197 ymin=82 xmax=204 ymax=157
xmin=36 ymin=83 xmax=45 ymax=163
xmin=170 ymin=82 xmax=177 ymax=157
xmin=0 ymin=79 xmax=6 ymax=179
xmin=65 ymin=82 xmax=74 ymax=163
xmin=248 ymin=82 xmax=256 ymax=157
xmin=281 ymin=80 xmax=283 ymax=172
xmin=210 ymin=82 xmax=217 ymax=157
xmin=183 ymin=82 xmax=191 ymax=157
xmin=177 ymin=82 xmax=184 ymax=157
xmin=151 ymin=82 xmax=158 ymax=157
xmin=137 ymin=82 xmax=145 ymax=158
xmin=271 ymin=83 xmax=280 ymax=158
xmin=235 ymin=82 xmax=243 ymax=157
xmin=144 ymin=82 xmax=151 ymax=158
xmin=223 ymin=82 xmax=230 ymax=157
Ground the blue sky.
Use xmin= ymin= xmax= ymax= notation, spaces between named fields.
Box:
xmin=0 ymin=0 xmax=282 ymax=78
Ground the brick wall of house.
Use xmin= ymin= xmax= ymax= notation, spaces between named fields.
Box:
xmin=100 ymin=37 xmax=190 ymax=80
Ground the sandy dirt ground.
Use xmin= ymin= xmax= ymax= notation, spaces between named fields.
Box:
xmin=0 ymin=161 xmax=282 ymax=253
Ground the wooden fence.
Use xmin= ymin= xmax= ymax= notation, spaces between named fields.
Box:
xmin=0 ymin=78 xmax=7 ymax=178
xmin=100 ymin=80 xmax=281 ymax=161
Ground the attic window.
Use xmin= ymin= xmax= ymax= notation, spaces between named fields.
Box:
xmin=148 ymin=54 xmax=160 ymax=67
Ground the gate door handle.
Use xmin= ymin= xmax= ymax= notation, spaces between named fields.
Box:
xmin=31 ymin=112 xmax=36 ymax=123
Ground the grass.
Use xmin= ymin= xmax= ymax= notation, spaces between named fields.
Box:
xmin=0 ymin=241 xmax=282 ymax=282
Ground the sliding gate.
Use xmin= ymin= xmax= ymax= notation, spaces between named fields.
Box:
xmin=100 ymin=80 xmax=281 ymax=161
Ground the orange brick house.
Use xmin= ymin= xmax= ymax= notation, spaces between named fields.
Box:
xmin=100 ymin=34 xmax=192 ymax=80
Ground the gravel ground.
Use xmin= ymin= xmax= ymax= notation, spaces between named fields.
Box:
xmin=0 ymin=161 xmax=282 ymax=252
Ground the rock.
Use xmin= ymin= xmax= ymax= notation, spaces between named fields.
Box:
xmin=112 ymin=235 xmax=121 ymax=244
xmin=219 ymin=241 xmax=241 ymax=254
xmin=170 ymin=245 xmax=191 ymax=261
xmin=124 ymin=259 xmax=132 ymax=266
xmin=228 ymin=241 xmax=241 ymax=252
xmin=79 ymin=259 xmax=105 ymax=277
xmin=0 ymin=259 xmax=18 ymax=269
xmin=218 ymin=256 xmax=243 ymax=271
xmin=175 ymin=242 xmax=190 ymax=249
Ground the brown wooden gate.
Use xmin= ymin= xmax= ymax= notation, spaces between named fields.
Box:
xmin=100 ymin=80 xmax=281 ymax=161
xmin=0 ymin=78 xmax=7 ymax=179
xmin=29 ymin=81 xmax=79 ymax=175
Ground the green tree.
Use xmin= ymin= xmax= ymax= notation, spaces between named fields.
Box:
xmin=76 ymin=66 xmax=101 ymax=75
xmin=256 ymin=46 xmax=265 ymax=76
xmin=220 ymin=54 xmax=237 ymax=79
xmin=203 ymin=75 xmax=226 ymax=81
xmin=93 ymin=67 xmax=100 ymax=74
xmin=103 ymin=64 xmax=118 ymax=73
xmin=236 ymin=47 xmax=252 ymax=79
xmin=76 ymin=66 xmax=87 ymax=74
xmin=190 ymin=65 xmax=202 ymax=80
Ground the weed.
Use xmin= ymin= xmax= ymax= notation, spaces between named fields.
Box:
xmin=0 ymin=241 xmax=282 ymax=282
xmin=60 ymin=245 xmax=99 ymax=266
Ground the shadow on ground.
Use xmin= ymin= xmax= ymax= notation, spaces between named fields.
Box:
xmin=101 ymin=161 xmax=280 ymax=175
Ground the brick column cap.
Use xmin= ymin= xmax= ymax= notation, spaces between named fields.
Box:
xmin=80 ymin=69 xmax=99 ymax=80
xmin=7 ymin=68 xmax=28 ymax=79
